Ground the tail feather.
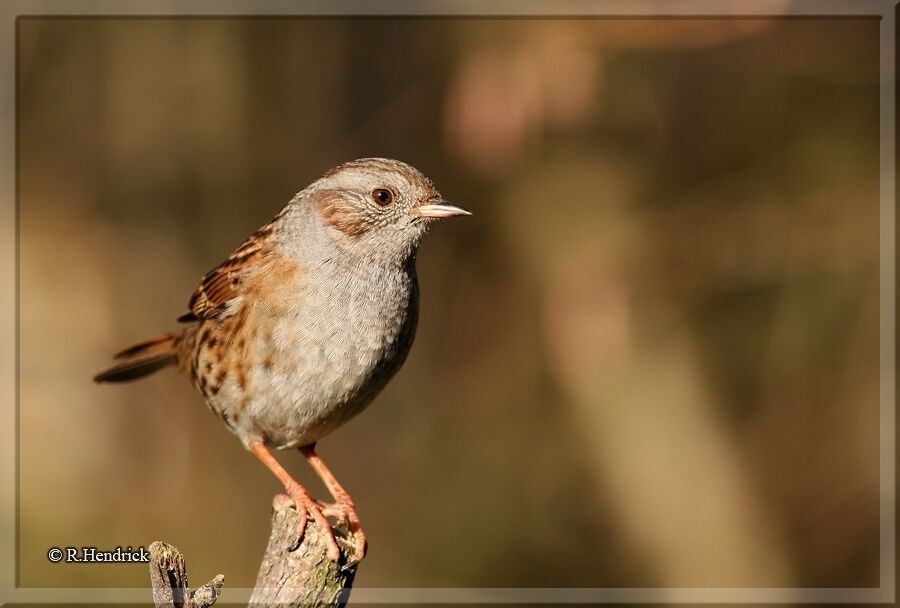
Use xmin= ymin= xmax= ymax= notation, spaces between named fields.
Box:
xmin=95 ymin=330 xmax=190 ymax=383
xmin=112 ymin=333 xmax=178 ymax=359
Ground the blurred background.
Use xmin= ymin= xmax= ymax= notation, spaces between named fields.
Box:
xmin=17 ymin=15 xmax=881 ymax=594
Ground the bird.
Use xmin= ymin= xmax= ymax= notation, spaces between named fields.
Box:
xmin=94 ymin=158 xmax=470 ymax=563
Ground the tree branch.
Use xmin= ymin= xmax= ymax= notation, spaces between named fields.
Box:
xmin=149 ymin=494 xmax=359 ymax=608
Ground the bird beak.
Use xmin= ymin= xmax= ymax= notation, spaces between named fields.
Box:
xmin=412 ymin=200 xmax=472 ymax=219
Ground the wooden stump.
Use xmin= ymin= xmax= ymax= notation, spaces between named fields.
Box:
xmin=149 ymin=494 xmax=359 ymax=608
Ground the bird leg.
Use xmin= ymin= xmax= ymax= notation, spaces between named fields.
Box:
xmin=249 ymin=442 xmax=341 ymax=561
xmin=300 ymin=445 xmax=367 ymax=563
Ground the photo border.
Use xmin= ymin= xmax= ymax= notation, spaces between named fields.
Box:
xmin=1 ymin=0 xmax=894 ymax=604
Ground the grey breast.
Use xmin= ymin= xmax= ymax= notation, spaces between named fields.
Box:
xmin=245 ymin=257 xmax=419 ymax=448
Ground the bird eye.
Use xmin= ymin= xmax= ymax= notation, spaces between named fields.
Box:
xmin=372 ymin=188 xmax=394 ymax=206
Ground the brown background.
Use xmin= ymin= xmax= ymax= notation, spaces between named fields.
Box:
xmin=18 ymin=16 xmax=880 ymax=591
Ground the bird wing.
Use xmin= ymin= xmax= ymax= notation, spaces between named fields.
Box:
xmin=178 ymin=225 xmax=274 ymax=323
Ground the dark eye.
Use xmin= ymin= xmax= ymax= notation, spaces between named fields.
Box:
xmin=372 ymin=188 xmax=393 ymax=206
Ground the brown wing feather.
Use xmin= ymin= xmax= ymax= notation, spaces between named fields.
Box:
xmin=179 ymin=225 xmax=274 ymax=323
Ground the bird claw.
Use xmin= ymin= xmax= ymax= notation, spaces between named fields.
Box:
xmin=327 ymin=498 xmax=367 ymax=564
xmin=311 ymin=498 xmax=367 ymax=564
xmin=287 ymin=533 xmax=303 ymax=553
xmin=284 ymin=485 xmax=341 ymax=561
xmin=315 ymin=500 xmax=350 ymax=527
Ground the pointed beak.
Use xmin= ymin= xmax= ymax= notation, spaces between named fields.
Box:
xmin=412 ymin=200 xmax=472 ymax=219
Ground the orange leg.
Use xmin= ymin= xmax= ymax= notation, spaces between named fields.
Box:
xmin=300 ymin=445 xmax=367 ymax=562
xmin=250 ymin=442 xmax=340 ymax=561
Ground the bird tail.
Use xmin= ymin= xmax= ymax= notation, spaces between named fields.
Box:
xmin=94 ymin=328 xmax=196 ymax=383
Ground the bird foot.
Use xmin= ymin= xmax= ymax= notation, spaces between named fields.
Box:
xmin=315 ymin=500 xmax=348 ymax=525
xmin=315 ymin=498 xmax=367 ymax=563
xmin=283 ymin=483 xmax=341 ymax=562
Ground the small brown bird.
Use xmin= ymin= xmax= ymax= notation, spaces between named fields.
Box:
xmin=95 ymin=158 xmax=469 ymax=563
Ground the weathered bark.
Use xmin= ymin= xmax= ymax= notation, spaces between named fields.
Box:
xmin=249 ymin=494 xmax=358 ymax=606
xmin=148 ymin=542 xmax=224 ymax=608
xmin=149 ymin=494 xmax=359 ymax=608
